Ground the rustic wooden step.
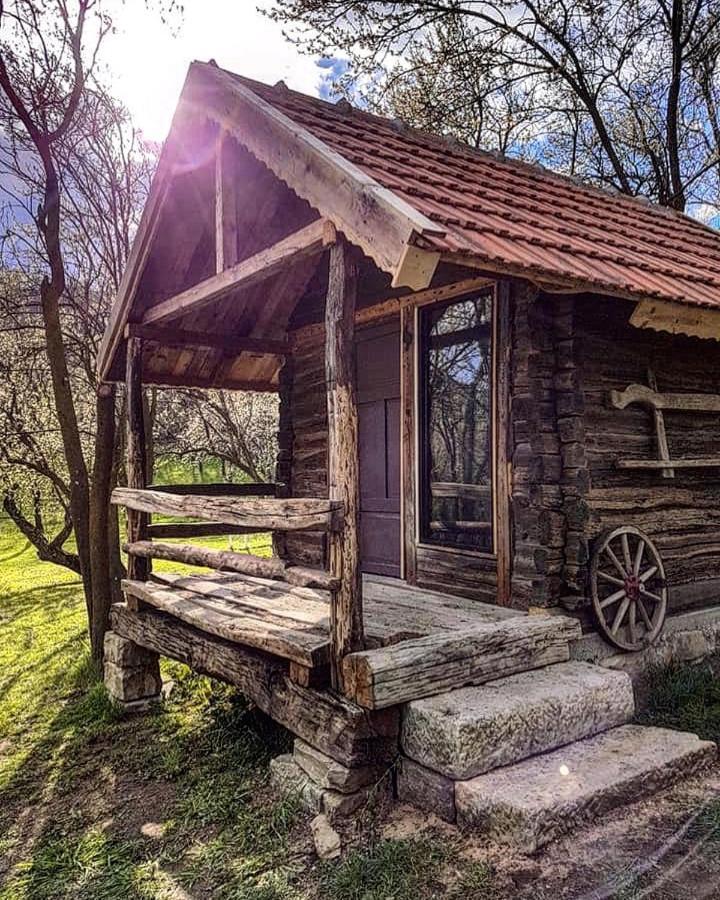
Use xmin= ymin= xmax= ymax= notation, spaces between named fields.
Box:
xmin=455 ymin=725 xmax=717 ymax=853
xmin=342 ymin=615 xmax=582 ymax=709
xmin=401 ymin=661 xmax=635 ymax=779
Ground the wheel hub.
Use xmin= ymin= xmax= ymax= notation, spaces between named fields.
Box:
xmin=624 ymin=574 xmax=641 ymax=602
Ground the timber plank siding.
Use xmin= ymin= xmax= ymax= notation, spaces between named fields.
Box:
xmin=574 ymin=294 xmax=720 ymax=612
xmin=279 ymin=276 xmax=720 ymax=614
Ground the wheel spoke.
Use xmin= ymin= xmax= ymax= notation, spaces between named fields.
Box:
xmin=605 ymin=546 xmax=628 ymax=579
xmin=599 ymin=587 xmax=627 ymax=609
xmin=621 ymin=533 xmax=632 ymax=572
xmin=639 ymin=565 xmax=658 ymax=583
xmin=637 ymin=598 xmax=654 ymax=629
xmin=592 ymin=528 xmax=667 ymax=650
xmin=628 ymin=601 xmax=638 ymax=644
xmin=597 ymin=570 xmax=624 ymax=588
xmin=611 ymin=596 xmax=631 ymax=634
xmin=633 ymin=539 xmax=645 ymax=576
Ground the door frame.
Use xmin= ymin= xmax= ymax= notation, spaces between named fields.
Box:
xmin=356 ymin=318 xmax=402 ymax=578
xmin=399 ymin=279 xmax=512 ymax=603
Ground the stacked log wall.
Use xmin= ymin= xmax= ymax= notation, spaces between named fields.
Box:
xmin=278 ymin=328 xmax=328 ymax=568
xmin=572 ymin=294 xmax=720 ymax=612
xmin=508 ymin=282 xmax=566 ymax=608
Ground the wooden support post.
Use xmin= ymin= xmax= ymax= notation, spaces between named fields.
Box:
xmin=215 ymin=130 xmax=239 ymax=273
xmin=647 ymin=368 xmax=674 ymax=479
xmin=125 ymin=336 xmax=149 ymax=584
xmin=325 ymin=238 xmax=364 ymax=691
xmin=495 ymin=281 xmax=513 ymax=603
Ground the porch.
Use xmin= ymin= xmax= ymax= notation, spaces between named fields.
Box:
xmin=111 ymin=483 xmax=577 ymax=711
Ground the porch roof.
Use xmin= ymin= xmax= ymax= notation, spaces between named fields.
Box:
xmin=98 ymin=61 xmax=720 ymax=390
xmin=231 ymin=68 xmax=720 ymax=311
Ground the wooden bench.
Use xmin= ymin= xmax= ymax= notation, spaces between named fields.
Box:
xmin=111 ymin=486 xmax=344 ymax=686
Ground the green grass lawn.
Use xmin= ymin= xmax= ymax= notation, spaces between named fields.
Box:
xmin=0 ymin=524 xmax=502 ymax=900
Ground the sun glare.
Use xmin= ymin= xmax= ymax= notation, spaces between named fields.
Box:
xmin=104 ymin=0 xmax=323 ymax=142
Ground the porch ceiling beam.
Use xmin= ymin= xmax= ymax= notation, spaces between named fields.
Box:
xmin=124 ymin=323 xmax=289 ymax=356
xmin=630 ymin=297 xmax=720 ymax=341
xmin=142 ymin=218 xmax=336 ymax=327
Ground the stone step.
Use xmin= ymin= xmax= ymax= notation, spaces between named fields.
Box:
xmin=402 ymin=661 xmax=636 ymax=779
xmin=455 ymin=724 xmax=717 ymax=853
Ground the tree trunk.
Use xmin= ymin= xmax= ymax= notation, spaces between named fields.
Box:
xmin=38 ymin=197 xmax=92 ymax=612
xmin=88 ymin=384 xmax=118 ymax=664
xmin=666 ymin=0 xmax=686 ymax=211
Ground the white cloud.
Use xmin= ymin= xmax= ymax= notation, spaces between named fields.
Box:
xmin=102 ymin=0 xmax=324 ymax=140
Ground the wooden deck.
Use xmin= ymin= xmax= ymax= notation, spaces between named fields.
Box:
xmin=123 ymin=572 xmax=520 ymax=669
xmin=120 ymin=570 xmax=584 ymax=709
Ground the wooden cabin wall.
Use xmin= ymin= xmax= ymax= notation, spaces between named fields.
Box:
xmin=276 ymin=328 xmax=328 ymax=568
xmin=568 ymin=293 xmax=720 ymax=614
xmin=507 ymin=282 xmax=568 ymax=609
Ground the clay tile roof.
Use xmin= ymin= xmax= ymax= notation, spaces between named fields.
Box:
xmin=228 ymin=70 xmax=720 ymax=311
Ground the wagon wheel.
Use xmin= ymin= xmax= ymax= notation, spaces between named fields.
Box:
xmin=590 ymin=526 xmax=668 ymax=652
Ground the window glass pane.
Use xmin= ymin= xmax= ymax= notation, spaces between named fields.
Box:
xmin=420 ymin=293 xmax=493 ymax=551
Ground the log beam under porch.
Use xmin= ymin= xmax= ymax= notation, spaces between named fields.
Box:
xmin=110 ymin=602 xmax=399 ymax=767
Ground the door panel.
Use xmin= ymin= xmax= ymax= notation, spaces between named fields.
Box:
xmin=357 ymin=321 xmax=401 ymax=578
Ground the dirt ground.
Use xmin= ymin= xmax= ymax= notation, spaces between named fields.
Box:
xmin=375 ymin=768 xmax=720 ymax=899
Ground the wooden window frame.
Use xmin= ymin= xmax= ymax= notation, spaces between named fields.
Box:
xmin=415 ymin=287 xmax=497 ymax=556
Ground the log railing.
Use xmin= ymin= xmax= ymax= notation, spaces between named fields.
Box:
xmin=111 ymin=485 xmax=344 ymax=607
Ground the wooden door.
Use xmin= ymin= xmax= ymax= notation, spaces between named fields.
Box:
xmin=356 ymin=320 xmax=401 ymax=577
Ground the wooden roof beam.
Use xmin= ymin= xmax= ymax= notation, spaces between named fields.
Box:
xmin=630 ymin=298 xmax=720 ymax=341
xmin=184 ymin=62 xmax=444 ymax=290
xmin=124 ymin=323 xmax=289 ymax=356
xmin=142 ymin=218 xmax=335 ymax=327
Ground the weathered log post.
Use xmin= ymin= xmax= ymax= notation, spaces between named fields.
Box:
xmin=125 ymin=335 xmax=149 ymax=583
xmin=325 ymin=237 xmax=364 ymax=691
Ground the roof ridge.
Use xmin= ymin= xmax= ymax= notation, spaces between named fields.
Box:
xmin=220 ymin=63 xmax=713 ymax=236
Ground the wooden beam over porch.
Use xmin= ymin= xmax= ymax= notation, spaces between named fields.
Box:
xmin=124 ymin=323 xmax=289 ymax=356
xmin=142 ymin=218 xmax=336 ymax=326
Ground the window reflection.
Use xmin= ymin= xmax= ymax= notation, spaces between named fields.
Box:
xmin=420 ymin=293 xmax=493 ymax=551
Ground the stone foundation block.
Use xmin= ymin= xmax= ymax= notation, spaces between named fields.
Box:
xmin=104 ymin=659 xmax=162 ymax=703
xmin=674 ymin=630 xmax=709 ymax=662
xmin=396 ymin=757 xmax=456 ymax=823
xmin=293 ymin=739 xmax=383 ymax=794
xmin=270 ymin=754 xmax=324 ymax=812
xmin=270 ymin=754 xmax=385 ymax=821
xmin=455 ymin=724 xmax=717 ymax=853
xmin=104 ymin=631 xmax=158 ymax=668
xmin=402 ymin=661 xmax=635 ymax=779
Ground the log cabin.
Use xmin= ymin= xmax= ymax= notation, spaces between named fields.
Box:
xmin=97 ymin=61 xmax=720 ymax=849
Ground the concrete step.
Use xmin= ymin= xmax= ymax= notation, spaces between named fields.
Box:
xmin=401 ymin=661 xmax=635 ymax=778
xmin=455 ymin=724 xmax=717 ymax=853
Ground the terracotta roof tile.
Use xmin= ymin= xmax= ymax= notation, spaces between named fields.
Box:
xmin=230 ymin=71 xmax=720 ymax=310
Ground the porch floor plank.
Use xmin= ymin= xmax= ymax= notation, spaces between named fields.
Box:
xmin=120 ymin=570 xmax=528 ymax=680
